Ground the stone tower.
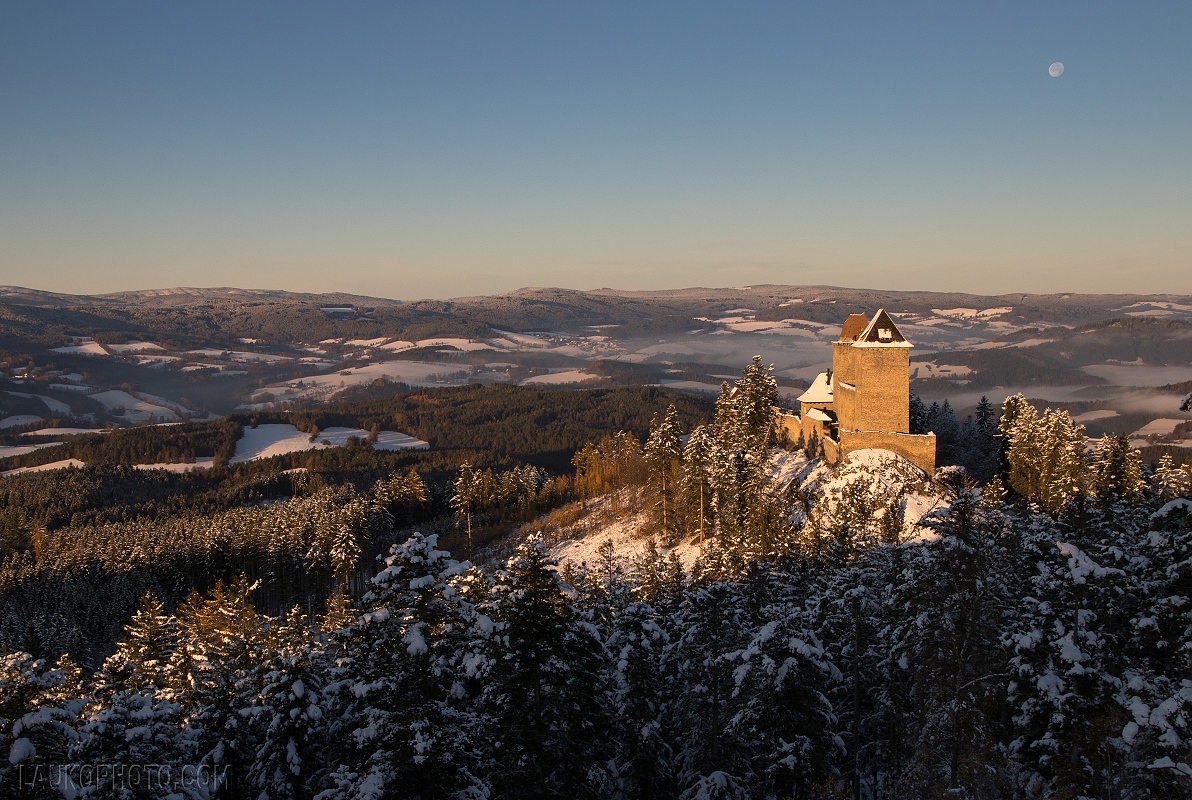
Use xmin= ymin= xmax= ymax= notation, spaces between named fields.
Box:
xmin=780 ymin=309 xmax=935 ymax=473
xmin=830 ymin=309 xmax=911 ymax=435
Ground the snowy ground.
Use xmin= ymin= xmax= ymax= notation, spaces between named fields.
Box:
xmin=5 ymin=392 xmax=73 ymax=415
xmin=546 ymin=505 xmax=703 ymax=573
xmin=90 ymin=390 xmax=181 ymax=423
xmin=21 ymin=427 xmax=107 ymax=437
xmin=659 ymin=379 xmax=722 ymax=394
xmin=52 ymin=339 xmax=108 ymax=356
xmin=231 ymin=424 xmax=428 ymax=463
xmin=1 ymin=458 xmax=85 ymax=477
xmin=522 ymin=370 xmax=603 ymax=386
xmin=186 ymin=348 xmax=291 ymax=363
xmin=0 ymin=442 xmax=62 ymax=459
xmin=371 ymin=430 xmax=431 ymax=450
xmin=105 ymin=341 xmax=165 ymax=353
xmin=242 ymin=361 xmax=470 ymax=408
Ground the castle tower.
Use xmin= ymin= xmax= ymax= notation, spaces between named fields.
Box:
xmin=833 ymin=309 xmax=911 ymax=434
xmin=785 ymin=308 xmax=934 ymax=473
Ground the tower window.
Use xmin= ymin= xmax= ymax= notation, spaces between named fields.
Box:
xmin=878 ymin=328 xmax=892 ymax=341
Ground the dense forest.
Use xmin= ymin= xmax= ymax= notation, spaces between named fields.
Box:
xmin=2 ymin=365 xmax=1192 ymax=798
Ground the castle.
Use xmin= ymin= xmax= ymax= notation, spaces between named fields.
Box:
xmin=778 ymin=309 xmax=937 ymax=473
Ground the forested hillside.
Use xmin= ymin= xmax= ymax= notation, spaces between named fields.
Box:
xmin=2 ymin=364 xmax=1191 ymax=798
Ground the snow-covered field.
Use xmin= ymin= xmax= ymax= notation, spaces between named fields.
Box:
xmin=187 ymin=349 xmax=290 ymax=363
xmin=6 ymin=392 xmax=73 ymax=415
xmin=372 ymin=431 xmax=431 ymax=450
xmin=52 ymin=339 xmax=108 ymax=356
xmin=105 ymin=341 xmax=165 ymax=353
xmin=1 ymin=458 xmax=85 ymax=477
xmin=659 ymin=379 xmax=722 ymax=394
xmin=1130 ymin=418 xmax=1188 ymax=439
xmin=21 ymin=427 xmax=107 ymax=437
xmin=911 ymin=362 xmax=973 ymax=379
xmin=231 ymin=424 xmax=428 ymax=463
xmin=1073 ymin=409 xmax=1119 ymax=423
xmin=243 ymin=361 xmax=472 ymax=408
xmin=522 ymin=370 xmax=602 ymax=386
xmin=90 ymin=390 xmax=181 ymax=422
xmin=231 ymin=424 xmax=322 ymax=462
xmin=0 ymin=442 xmax=62 ymax=459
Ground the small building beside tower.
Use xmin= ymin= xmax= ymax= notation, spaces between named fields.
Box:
xmin=777 ymin=309 xmax=937 ymax=473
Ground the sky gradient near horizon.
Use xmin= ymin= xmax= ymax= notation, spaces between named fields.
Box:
xmin=1 ymin=2 xmax=1190 ymax=300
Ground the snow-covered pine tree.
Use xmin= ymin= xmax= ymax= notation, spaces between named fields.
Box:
xmin=724 ymin=562 xmax=837 ymax=797
xmin=645 ymin=405 xmax=684 ymax=541
xmin=887 ymin=490 xmax=1021 ymax=795
xmin=474 ymin=536 xmax=612 ymax=798
xmin=1152 ymin=453 xmax=1191 ymax=501
xmin=247 ymin=606 xmax=329 ymax=800
xmin=909 ymin=392 xmax=930 ymax=435
xmin=1122 ymin=489 xmax=1192 ymax=792
xmin=1006 ymin=513 xmax=1136 ymax=796
xmin=1001 ymin=395 xmax=1088 ymax=515
xmin=1090 ymin=433 xmax=1145 ymax=506
xmin=607 ymin=599 xmax=676 ymax=797
xmin=172 ymin=575 xmax=269 ymax=799
xmin=680 ymin=424 xmax=715 ymax=543
xmin=74 ymin=593 xmax=185 ymax=797
xmin=324 ymin=531 xmax=479 ymax=800
xmin=668 ymin=575 xmax=758 ymax=794
xmin=1 ymin=652 xmax=86 ymax=795
xmin=710 ymin=359 xmax=778 ymax=549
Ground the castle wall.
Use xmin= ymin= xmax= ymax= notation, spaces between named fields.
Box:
xmin=834 ymin=381 xmax=858 ymax=431
xmin=832 ymin=341 xmax=859 ymax=385
xmin=838 ymin=430 xmax=936 ymax=474
xmin=775 ymin=411 xmax=801 ymax=445
xmin=822 ymin=435 xmax=842 ymax=466
xmin=855 ymin=347 xmax=910 ymax=433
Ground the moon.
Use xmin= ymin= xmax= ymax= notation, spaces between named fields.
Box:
xmin=1049 ymin=61 xmax=1064 ymax=77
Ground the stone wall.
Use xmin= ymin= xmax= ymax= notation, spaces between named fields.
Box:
xmin=834 ymin=380 xmax=858 ymax=431
xmin=855 ymin=347 xmax=910 ymax=433
xmin=838 ymin=429 xmax=936 ymax=473
xmin=775 ymin=411 xmax=801 ymax=445
xmin=822 ymin=436 xmax=842 ymax=466
xmin=833 ymin=341 xmax=859 ymax=385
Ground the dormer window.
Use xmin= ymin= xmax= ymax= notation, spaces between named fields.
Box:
xmin=878 ymin=328 xmax=892 ymax=341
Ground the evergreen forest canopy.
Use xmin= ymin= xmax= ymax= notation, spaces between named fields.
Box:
xmin=1 ymin=364 xmax=1191 ymax=798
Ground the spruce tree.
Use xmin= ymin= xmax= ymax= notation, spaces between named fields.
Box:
xmin=475 ymin=536 xmax=611 ymax=798
xmin=326 ymin=532 xmax=478 ymax=799
xmin=644 ymin=405 xmax=683 ymax=541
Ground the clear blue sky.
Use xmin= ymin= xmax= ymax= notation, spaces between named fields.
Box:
xmin=1 ymin=2 xmax=1189 ymax=298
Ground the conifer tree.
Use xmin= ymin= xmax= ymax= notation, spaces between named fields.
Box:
xmin=888 ymin=490 xmax=1019 ymax=795
xmin=1153 ymin=453 xmax=1191 ymax=501
xmin=326 ymin=532 xmax=478 ymax=799
xmin=248 ymin=607 xmax=328 ymax=800
xmin=75 ymin=593 xmax=184 ymax=798
xmin=1090 ymin=433 xmax=1144 ymax=504
xmin=1 ymin=652 xmax=86 ymax=795
xmin=173 ymin=575 xmax=268 ymax=799
xmin=909 ymin=392 xmax=930 ymax=435
xmin=681 ymin=424 xmax=715 ymax=542
xmin=475 ymin=536 xmax=611 ymax=798
xmin=644 ymin=405 xmax=683 ymax=541
xmin=607 ymin=600 xmax=676 ymax=797
xmin=1001 ymin=395 xmax=1088 ymax=514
